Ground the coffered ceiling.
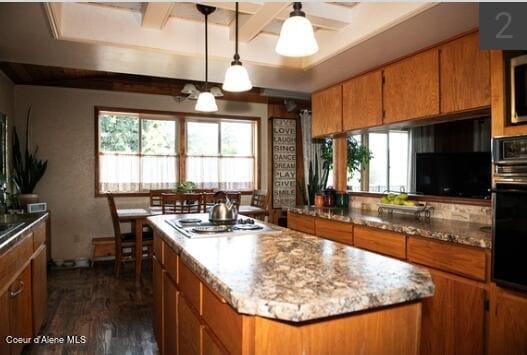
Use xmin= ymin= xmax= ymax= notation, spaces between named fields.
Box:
xmin=0 ymin=2 xmax=480 ymax=93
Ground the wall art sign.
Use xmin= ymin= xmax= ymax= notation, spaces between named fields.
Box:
xmin=271 ymin=118 xmax=296 ymax=208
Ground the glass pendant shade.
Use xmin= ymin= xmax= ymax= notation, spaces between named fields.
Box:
xmin=195 ymin=91 xmax=218 ymax=112
xmin=276 ymin=13 xmax=318 ymax=57
xmin=223 ymin=64 xmax=252 ymax=92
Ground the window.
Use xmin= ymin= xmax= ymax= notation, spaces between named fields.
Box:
xmin=96 ymin=108 xmax=258 ymax=195
xmin=186 ymin=119 xmax=257 ymax=191
xmin=347 ymin=134 xmax=362 ymax=191
xmin=98 ymin=111 xmax=178 ymax=193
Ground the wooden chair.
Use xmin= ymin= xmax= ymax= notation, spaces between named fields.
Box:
xmin=150 ymin=189 xmax=173 ymax=207
xmin=161 ymin=193 xmax=205 ymax=214
xmin=250 ymin=190 xmax=270 ymax=220
xmin=107 ymin=194 xmax=153 ymax=278
xmin=204 ymin=191 xmax=241 ymax=210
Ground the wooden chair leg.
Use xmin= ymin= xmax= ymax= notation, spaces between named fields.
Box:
xmin=115 ymin=242 xmax=121 ymax=278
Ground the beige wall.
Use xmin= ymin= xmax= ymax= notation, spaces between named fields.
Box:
xmin=0 ymin=72 xmax=13 ymax=120
xmin=14 ymin=85 xmax=268 ymax=260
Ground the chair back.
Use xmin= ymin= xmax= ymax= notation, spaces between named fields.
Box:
xmin=162 ymin=193 xmax=205 ymax=214
xmin=250 ymin=190 xmax=269 ymax=209
xmin=150 ymin=189 xmax=173 ymax=207
xmin=106 ymin=194 xmax=121 ymax=239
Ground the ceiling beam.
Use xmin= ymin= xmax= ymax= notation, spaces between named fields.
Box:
xmin=234 ymin=3 xmax=289 ymax=42
xmin=42 ymin=2 xmax=63 ymax=38
xmin=142 ymin=2 xmax=174 ymax=30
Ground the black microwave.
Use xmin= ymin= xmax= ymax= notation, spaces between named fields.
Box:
xmin=511 ymin=55 xmax=527 ymax=124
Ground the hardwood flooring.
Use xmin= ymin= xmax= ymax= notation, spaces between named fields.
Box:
xmin=23 ymin=262 xmax=158 ymax=355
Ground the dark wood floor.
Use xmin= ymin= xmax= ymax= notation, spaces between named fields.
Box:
xmin=23 ymin=261 xmax=158 ymax=355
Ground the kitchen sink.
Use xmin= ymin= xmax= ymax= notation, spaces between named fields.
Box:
xmin=0 ymin=221 xmax=26 ymax=244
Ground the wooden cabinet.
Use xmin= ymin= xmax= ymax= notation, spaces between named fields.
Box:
xmin=153 ymin=255 xmax=164 ymax=354
xmin=343 ymin=70 xmax=383 ymax=130
xmin=353 ymin=226 xmax=407 ymax=259
xmin=311 ymin=85 xmax=342 ymax=137
xmin=287 ymin=212 xmax=315 ymax=235
xmin=202 ymin=327 xmax=228 ymax=355
xmin=8 ymin=265 xmax=33 ymax=355
xmin=488 ymin=284 xmax=527 ymax=355
xmin=314 ymin=218 xmax=353 ymax=245
xmin=383 ymin=49 xmax=440 ymax=123
xmin=440 ymin=32 xmax=490 ymax=113
xmin=163 ymin=272 xmax=179 ymax=355
xmin=31 ymin=245 xmax=47 ymax=335
xmin=0 ymin=289 xmax=11 ymax=355
xmin=178 ymin=295 xmax=201 ymax=355
xmin=420 ymin=269 xmax=486 ymax=355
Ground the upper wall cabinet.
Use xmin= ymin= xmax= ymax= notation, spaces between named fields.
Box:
xmin=343 ymin=71 xmax=383 ymax=131
xmin=440 ymin=32 xmax=490 ymax=113
xmin=312 ymin=85 xmax=343 ymax=137
xmin=383 ymin=49 xmax=440 ymax=124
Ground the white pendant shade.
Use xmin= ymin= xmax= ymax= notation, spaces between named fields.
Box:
xmin=276 ymin=15 xmax=319 ymax=57
xmin=195 ymin=91 xmax=218 ymax=112
xmin=223 ymin=64 xmax=253 ymax=92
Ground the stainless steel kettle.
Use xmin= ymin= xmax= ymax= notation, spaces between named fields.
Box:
xmin=208 ymin=191 xmax=238 ymax=225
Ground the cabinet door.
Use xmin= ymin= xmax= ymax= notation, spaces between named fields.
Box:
xmin=383 ymin=49 xmax=440 ymax=123
xmin=32 ymin=245 xmax=47 ymax=335
xmin=488 ymin=284 xmax=527 ymax=355
xmin=8 ymin=265 xmax=33 ymax=355
xmin=353 ymin=226 xmax=406 ymax=259
xmin=343 ymin=71 xmax=383 ymax=130
xmin=312 ymin=85 xmax=342 ymax=137
xmin=314 ymin=218 xmax=353 ymax=245
xmin=287 ymin=212 xmax=315 ymax=235
xmin=0 ymin=290 xmax=10 ymax=355
xmin=153 ymin=256 xmax=164 ymax=354
xmin=163 ymin=272 xmax=179 ymax=355
xmin=178 ymin=295 xmax=201 ymax=355
xmin=420 ymin=269 xmax=486 ymax=355
xmin=440 ymin=32 xmax=490 ymax=113
xmin=202 ymin=327 xmax=228 ymax=355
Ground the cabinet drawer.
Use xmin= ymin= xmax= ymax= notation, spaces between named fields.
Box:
xmin=354 ymin=226 xmax=407 ymax=259
xmin=315 ymin=218 xmax=353 ymax=245
xmin=164 ymin=243 xmax=178 ymax=283
xmin=287 ymin=212 xmax=315 ymax=235
xmin=32 ymin=222 xmax=46 ymax=250
xmin=153 ymin=232 xmax=164 ymax=265
xmin=179 ymin=260 xmax=201 ymax=314
xmin=407 ymin=237 xmax=487 ymax=281
xmin=0 ymin=233 xmax=33 ymax=292
xmin=202 ymin=284 xmax=243 ymax=355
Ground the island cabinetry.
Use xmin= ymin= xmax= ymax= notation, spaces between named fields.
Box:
xmin=287 ymin=212 xmax=315 ymax=235
xmin=440 ymin=32 xmax=490 ymax=113
xmin=342 ymin=70 xmax=383 ymax=130
xmin=314 ymin=218 xmax=353 ymax=245
xmin=353 ymin=225 xmax=406 ymax=259
xmin=383 ymin=49 xmax=440 ymax=123
xmin=152 ymin=233 xmax=165 ymax=352
xmin=178 ymin=295 xmax=201 ymax=355
xmin=311 ymin=85 xmax=343 ymax=137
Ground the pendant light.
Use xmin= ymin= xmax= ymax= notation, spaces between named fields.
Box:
xmin=223 ymin=2 xmax=252 ymax=92
xmin=275 ymin=2 xmax=319 ymax=57
xmin=195 ymin=5 xmax=218 ymax=112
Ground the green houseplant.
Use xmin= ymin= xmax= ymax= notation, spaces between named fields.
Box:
xmin=12 ymin=107 xmax=48 ymax=207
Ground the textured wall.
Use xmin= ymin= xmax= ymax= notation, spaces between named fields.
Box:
xmin=13 ymin=85 xmax=268 ymax=260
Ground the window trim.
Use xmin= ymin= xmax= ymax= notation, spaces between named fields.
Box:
xmin=94 ymin=106 xmax=261 ymax=197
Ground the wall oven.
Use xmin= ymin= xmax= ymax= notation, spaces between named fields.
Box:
xmin=492 ymin=135 xmax=527 ymax=292
xmin=511 ymin=54 xmax=527 ymax=124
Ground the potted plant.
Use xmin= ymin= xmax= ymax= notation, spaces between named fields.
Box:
xmin=12 ymin=107 xmax=48 ymax=207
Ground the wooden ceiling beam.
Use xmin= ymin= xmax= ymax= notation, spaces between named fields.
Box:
xmin=234 ymin=3 xmax=289 ymax=42
xmin=142 ymin=2 xmax=175 ymax=30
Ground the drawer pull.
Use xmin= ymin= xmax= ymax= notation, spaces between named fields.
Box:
xmin=9 ymin=280 xmax=24 ymax=298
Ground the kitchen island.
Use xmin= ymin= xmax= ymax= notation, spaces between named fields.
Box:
xmin=147 ymin=213 xmax=434 ymax=355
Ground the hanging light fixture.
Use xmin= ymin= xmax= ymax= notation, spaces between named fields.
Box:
xmin=275 ymin=2 xmax=319 ymax=57
xmin=223 ymin=2 xmax=252 ymax=92
xmin=195 ymin=4 xmax=218 ymax=112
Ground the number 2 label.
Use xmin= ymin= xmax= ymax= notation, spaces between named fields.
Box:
xmin=496 ymin=12 xmax=513 ymax=39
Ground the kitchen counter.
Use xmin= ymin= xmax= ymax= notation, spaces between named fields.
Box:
xmin=289 ymin=206 xmax=492 ymax=249
xmin=0 ymin=212 xmax=49 ymax=254
xmin=147 ymin=213 xmax=434 ymax=322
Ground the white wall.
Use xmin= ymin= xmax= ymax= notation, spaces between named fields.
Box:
xmin=14 ymin=85 xmax=268 ymax=260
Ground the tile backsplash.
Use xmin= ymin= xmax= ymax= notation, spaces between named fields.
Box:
xmin=350 ymin=196 xmax=492 ymax=225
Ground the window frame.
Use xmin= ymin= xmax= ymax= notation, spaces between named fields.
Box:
xmin=94 ymin=106 xmax=261 ymax=197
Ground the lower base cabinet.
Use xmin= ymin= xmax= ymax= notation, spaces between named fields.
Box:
xmin=178 ymin=295 xmax=201 ymax=355
xmin=202 ymin=327 xmax=227 ymax=355
xmin=31 ymin=245 xmax=47 ymax=335
xmin=153 ymin=256 xmax=164 ymax=353
xmin=8 ymin=265 xmax=33 ymax=355
xmin=163 ymin=272 xmax=179 ymax=355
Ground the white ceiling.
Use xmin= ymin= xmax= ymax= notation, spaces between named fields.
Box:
xmin=0 ymin=2 xmax=479 ymax=93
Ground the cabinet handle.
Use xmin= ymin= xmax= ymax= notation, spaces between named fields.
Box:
xmin=9 ymin=280 xmax=24 ymax=298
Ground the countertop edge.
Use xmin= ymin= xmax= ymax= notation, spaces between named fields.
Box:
xmin=0 ymin=212 xmax=49 ymax=255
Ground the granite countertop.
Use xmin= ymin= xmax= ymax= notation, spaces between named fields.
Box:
xmin=288 ymin=206 xmax=492 ymax=249
xmin=147 ymin=213 xmax=434 ymax=323
xmin=0 ymin=212 xmax=49 ymax=254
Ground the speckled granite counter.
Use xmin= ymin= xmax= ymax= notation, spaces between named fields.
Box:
xmin=147 ymin=213 xmax=434 ymax=322
xmin=0 ymin=212 xmax=49 ymax=254
xmin=288 ymin=206 xmax=492 ymax=249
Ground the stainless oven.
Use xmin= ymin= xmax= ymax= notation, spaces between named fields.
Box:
xmin=511 ymin=54 xmax=527 ymax=124
xmin=492 ymin=135 xmax=527 ymax=292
